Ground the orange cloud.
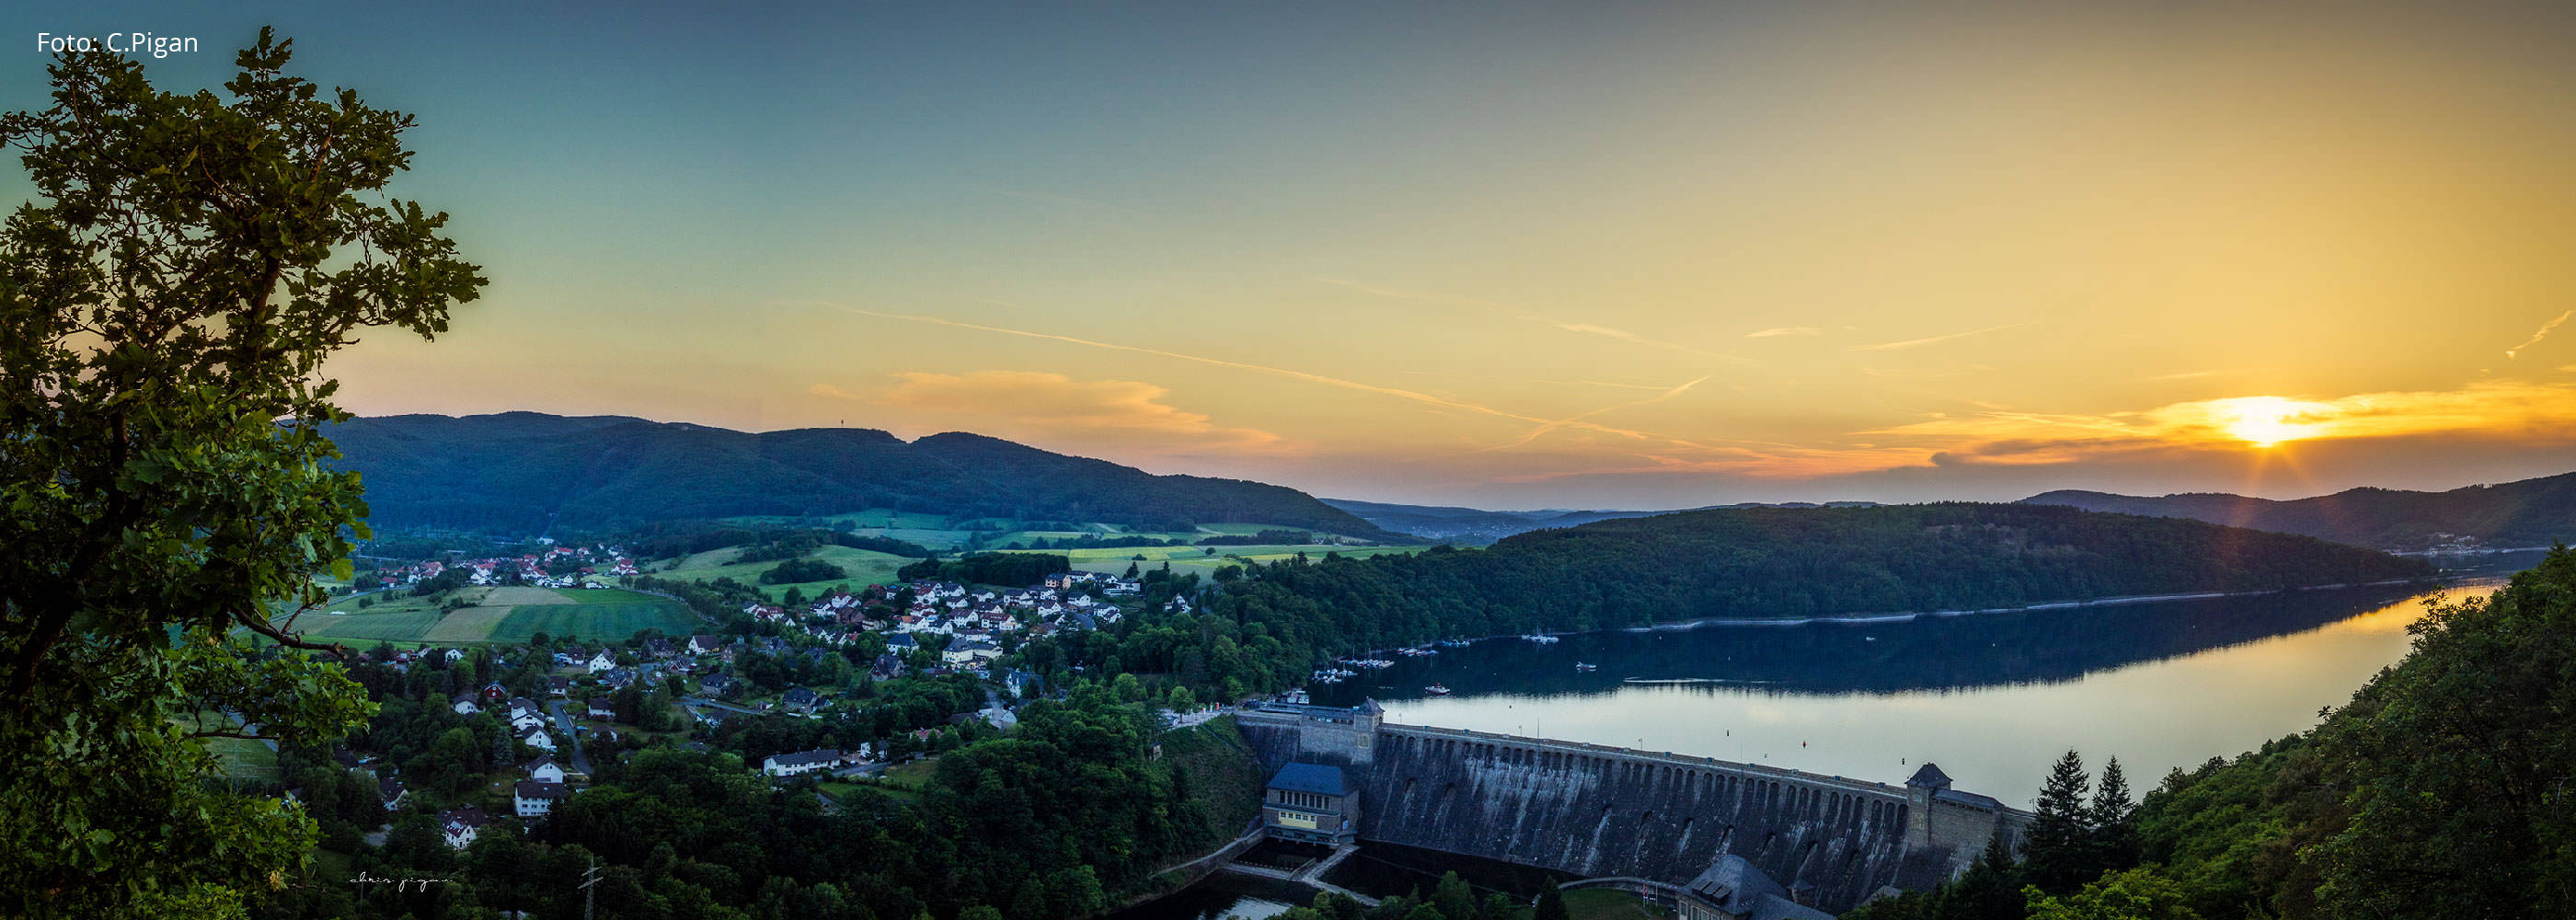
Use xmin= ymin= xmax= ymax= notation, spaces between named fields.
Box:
xmin=822 ymin=371 xmax=1295 ymax=456
xmin=1869 ymin=379 xmax=2576 ymax=467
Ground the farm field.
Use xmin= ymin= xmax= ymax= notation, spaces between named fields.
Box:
xmin=282 ymin=585 xmax=698 ymax=646
xmin=1024 ymin=543 xmax=1432 ymax=574
xmin=656 ymin=544 xmax=917 ymax=603
xmin=717 ymin=512 xmax=1387 ymax=552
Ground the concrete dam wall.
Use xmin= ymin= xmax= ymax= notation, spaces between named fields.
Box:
xmin=1237 ymin=706 xmax=2027 ymax=914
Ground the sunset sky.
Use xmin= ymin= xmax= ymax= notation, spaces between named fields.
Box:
xmin=12 ymin=2 xmax=2576 ymax=509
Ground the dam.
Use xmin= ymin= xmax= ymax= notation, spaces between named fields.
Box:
xmin=1235 ymin=700 xmax=2030 ymax=914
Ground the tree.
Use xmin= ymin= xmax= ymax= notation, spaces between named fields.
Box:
xmin=0 ymin=30 xmax=482 ymax=918
xmin=2026 ymin=750 xmax=2096 ymax=893
xmin=2088 ymin=757 xmax=2137 ymax=873
xmin=1533 ymin=886 xmax=1570 ymax=920
xmin=1938 ymin=832 xmax=2029 ymax=920
xmin=2025 ymin=867 xmax=2202 ymax=920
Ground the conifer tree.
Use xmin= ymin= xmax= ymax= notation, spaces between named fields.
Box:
xmin=1533 ymin=886 xmax=1570 ymax=920
xmin=2087 ymin=756 xmax=2138 ymax=872
xmin=1932 ymin=832 xmax=2027 ymax=920
xmin=2024 ymin=749 xmax=2097 ymax=893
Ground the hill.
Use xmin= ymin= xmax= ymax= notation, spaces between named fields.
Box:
xmin=1321 ymin=498 xmax=1883 ymax=545
xmin=2021 ymin=469 xmax=2576 ymax=550
xmin=1217 ymin=503 xmax=2434 ymax=652
xmin=323 ymin=412 xmax=1407 ymax=540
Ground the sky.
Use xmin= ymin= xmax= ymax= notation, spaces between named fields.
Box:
xmin=10 ymin=2 xmax=2576 ymax=510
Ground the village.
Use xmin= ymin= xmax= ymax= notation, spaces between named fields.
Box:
xmin=326 ymin=560 xmax=1183 ymax=853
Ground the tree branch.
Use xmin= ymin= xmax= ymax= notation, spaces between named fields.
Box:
xmin=230 ymin=607 xmax=348 ymax=658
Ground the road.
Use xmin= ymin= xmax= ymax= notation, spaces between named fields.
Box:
xmin=544 ymin=699 xmax=593 ymax=775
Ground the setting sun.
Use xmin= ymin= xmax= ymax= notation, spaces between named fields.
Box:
xmin=2214 ymin=397 xmax=2325 ymax=447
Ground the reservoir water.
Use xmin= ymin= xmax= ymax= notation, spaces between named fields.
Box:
xmin=1115 ymin=550 xmax=2547 ymax=918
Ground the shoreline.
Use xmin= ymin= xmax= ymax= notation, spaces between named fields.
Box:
xmin=1340 ymin=575 xmax=2463 ymax=658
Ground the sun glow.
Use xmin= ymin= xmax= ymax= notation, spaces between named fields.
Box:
xmin=2213 ymin=397 xmax=2325 ymax=447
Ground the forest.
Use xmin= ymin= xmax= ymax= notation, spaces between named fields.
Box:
xmin=322 ymin=413 xmax=1406 ymax=539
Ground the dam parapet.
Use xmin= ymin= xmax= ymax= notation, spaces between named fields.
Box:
xmin=1235 ymin=701 xmax=2028 ymax=914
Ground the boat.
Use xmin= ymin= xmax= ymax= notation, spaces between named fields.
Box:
xmin=1574 ymin=662 xmax=1598 ymax=672
xmin=1521 ymin=634 xmax=1559 ymax=645
xmin=1433 ymin=638 xmax=1472 ymax=648
xmin=1423 ymin=684 xmax=1452 ymax=696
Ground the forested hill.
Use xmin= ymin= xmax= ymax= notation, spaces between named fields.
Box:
xmin=1221 ymin=503 xmax=2433 ymax=651
xmin=323 ymin=412 xmax=1406 ymax=539
xmin=2022 ymin=468 xmax=2576 ymax=551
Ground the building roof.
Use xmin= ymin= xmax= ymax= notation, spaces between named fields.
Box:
xmin=1934 ymin=788 xmax=2005 ymax=811
xmin=1904 ymin=763 xmax=1952 ymax=789
xmin=1268 ymin=763 xmax=1355 ymax=797
xmin=513 ymin=780 xmax=567 ymax=799
xmin=767 ymin=748 xmax=843 ymax=767
xmin=1683 ymin=854 xmax=1831 ymax=920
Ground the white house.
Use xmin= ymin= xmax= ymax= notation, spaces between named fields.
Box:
xmin=440 ymin=806 xmax=488 ymax=849
xmin=451 ymin=699 xmax=480 ymax=716
xmin=942 ymin=639 xmax=1001 ymax=666
xmin=762 ymin=749 xmax=843 ymax=777
xmin=522 ymin=755 xmax=566 ymax=784
xmin=586 ymin=650 xmax=617 ymax=673
xmin=513 ymin=780 xmax=568 ymax=819
xmin=520 ymin=726 xmax=556 ymax=753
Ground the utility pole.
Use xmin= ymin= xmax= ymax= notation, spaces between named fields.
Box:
xmin=580 ymin=855 xmax=601 ymax=920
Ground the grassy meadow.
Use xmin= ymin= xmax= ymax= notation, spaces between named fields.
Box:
xmin=655 ymin=543 xmax=916 ymax=602
xmin=282 ymin=585 xmax=701 ymax=647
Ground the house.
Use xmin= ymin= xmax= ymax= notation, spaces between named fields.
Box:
xmin=522 ymin=755 xmax=566 ymax=784
xmin=587 ymin=700 xmax=616 ymax=719
xmin=439 ymin=806 xmax=488 ymax=849
xmin=1262 ymin=763 xmax=1359 ymax=845
xmin=688 ymin=635 xmax=724 ymax=655
xmin=482 ymin=682 xmax=508 ymax=703
xmin=699 ymin=673 xmax=735 ymax=697
xmin=762 ymin=749 xmax=844 ymax=777
xmin=586 ymin=650 xmax=617 ymax=673
xmin=941 ymin=639 xmax=1000 ymax=666
xmin=644 ymin=638 xmax=677 ymax=659
xmin=883 ymin=633 xmax=919 ymax=652
xmin=451 ymin=698 xmax=481 ymax=716
xmin=513 ymin=780 xmax=569 ymax=819
xmin=782 ymin=687 xmax=822 ymax=712
xmin=520 ymin=726 xmax=556 ymax=753
xmin=1676 ymin=854 xmax=1833 ymax=920
xmin=377 ymin=775 xmax=408 ymax=810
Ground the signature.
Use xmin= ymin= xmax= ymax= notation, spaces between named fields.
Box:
xmin=350 ymin=871 xmax=454 ymax=892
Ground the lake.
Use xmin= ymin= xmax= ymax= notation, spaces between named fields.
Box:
xmin=1113 ymin=549 xmax=2547 ymax=919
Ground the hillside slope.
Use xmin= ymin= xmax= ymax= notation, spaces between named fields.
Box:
xmin=1221 ymin=502 xmax=2436 ymax=652
xmin=2022 ymin=470 xmax=2576 ymax=550
xmin=326 ymin=412 xmax=1406 ymax=540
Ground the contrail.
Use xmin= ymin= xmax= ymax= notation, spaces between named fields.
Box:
xmin=2505 ymin=309 xmax=2572 ymax=359
xmin=1455 ymin=375 xmax=1715 ymax=454
xmin=1850 ymin=322 xmax=2030 ymax=351
xmin=806 ymin=301 xmax=1678 ymax=442
xmin=1320 ymin=279 xmax=1752 ymax=363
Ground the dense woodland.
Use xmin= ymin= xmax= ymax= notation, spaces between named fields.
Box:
xmin=1153 ymin=504 xmax=2431 ymax=679
xmin=1846 ymin=546 xmax=2576 ymax=920
xmin=253 ymin=680 xmax=1263 ymax=920
xmin=2024 ymin=469 xmax=2576 ymax=550
xmin=322 ymin=413 xmax=1405 ymax=539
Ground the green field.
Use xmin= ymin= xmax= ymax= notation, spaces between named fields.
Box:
xmin=1007 ymin=543 xmax=1431 ymax=574
xmin=284 ymin=586 xmax=699 ymax=645
xmin=719 ymin=511 xmax=1386 ymax=553
xmin=1563 ymin=888 xmax=1675 ymax=920
xmin=658 ymin=544 xmax=918 ymax=602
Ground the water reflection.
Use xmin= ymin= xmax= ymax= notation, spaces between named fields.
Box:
xmin=1306 ymin=551 xmax=2540 ymax=808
